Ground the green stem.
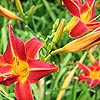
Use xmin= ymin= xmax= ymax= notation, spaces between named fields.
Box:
xmin=95 ymin=86 xmax=98 ymax=100
xmin=71 ymin=80 xmax=76 ymax=100
xmin=42 ymin=0 xmax=56 ymax=21
xmin=95 ymin=91 xmax=97 ymax=100
xmin=45 ymin=48 xmax=63 ymax=61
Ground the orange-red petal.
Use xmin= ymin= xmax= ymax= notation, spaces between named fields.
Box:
xmin=78 ymin=74 xmax=89 ymax=82
xmin=62 ymin=0 xmax=80 ymax=17
xmin=3 ymin=41 xmax=14 ymax=64
xmin=86 ymin=0 xmax=95 ymax=6
xmin=0 ymin=74 xmax=18 ymax=86
xmin=69 ymin=20 xmax=88 ymax=38
xmin=5 ymin=24 xmax=26 ymax=61
xmin=0 ymin=55 xmax=18 ymax=86
xmin=87 ymin=79 xmax=100 ymax=88
xmin=15 ymin=80 xmax=34 ymax=100
xmin=0 ymin=55 xmax=11 ymax=74
xmin=93 ymin=61 xmax=100 ymax=66
xmin=25 ymin=38 xmax=43 ymax=59
xmin=28 ymin=59 xmax=58 ymax=83
xmin=78 ymin=62 xmax=90 ymax=75
xmin=78 ymin=74 xmax=100 ymax=87
xmin=87 ymin=20 xmax=100 ymax=30
xmin=80 ymin=0 xmax=95 ymax=15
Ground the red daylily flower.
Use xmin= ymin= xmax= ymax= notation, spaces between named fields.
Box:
xmin=0 ymin=24 xmax=58 ymax=100
xmin=78 ymin=61 xmax=100 ymax=87
xmin=63 ymin=0 xmax=100 ymax=38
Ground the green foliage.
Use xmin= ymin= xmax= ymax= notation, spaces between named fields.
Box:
xmin=0 ymin=0 xmax=100 ymax=100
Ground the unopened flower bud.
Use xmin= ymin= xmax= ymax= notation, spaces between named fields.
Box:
xmin=28 ymin=5 xmax=35 ymax=16
xmin=0 ymin=6 xmax=22 ymax=21
xmin=62 ymin=30 xmax=100 ymax=52
xmin=15 ymin=0 xmax=24 ymax=16
xmin=52 ymin=19 xmax=65 ymax=44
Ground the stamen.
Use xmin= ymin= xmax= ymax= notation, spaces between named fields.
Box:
xmin=89 ymin=14 xmax=100 ymax=23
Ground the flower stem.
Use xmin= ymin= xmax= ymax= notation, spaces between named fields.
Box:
xmin=95 ymin=86 xmax=98 ymax=100
xmin=45 ymin=48 xmax=63 ymax=61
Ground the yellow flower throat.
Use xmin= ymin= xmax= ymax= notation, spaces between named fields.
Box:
xmin=12 ymin=57 xmax=29 ymax=83
xmin=90 ymin=69 xmax=100 ymax=80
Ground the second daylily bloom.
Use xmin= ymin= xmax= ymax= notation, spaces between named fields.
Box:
xmin=78 ymin=61 xmax=100 ymax=87
xmin=0 ymin=24 xmax=58 ymax=100
xmin=63 ymin=0 xmax=100 ymax=38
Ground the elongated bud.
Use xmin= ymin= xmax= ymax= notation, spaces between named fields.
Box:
xmin=52 ymin=19 xmax=59 ymax=34
xmin=15 ymin=0 xmax=24 ymax=16
xmin=0 ymin=6 xmax=22 ymax=21
xmin=53 ymin=18 xmax=60 ymax=31
xmin=62 ymin=30 xmax=100 ymax=52
xmin=52 ymin=19 xmax=65 ymax=44
xmin=28 ymin=5 xmax=35 ymax=16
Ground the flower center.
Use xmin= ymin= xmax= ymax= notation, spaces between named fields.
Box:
xmin=90 ymin=70 xmax=100 ymax=80
xmin=12 ymin=57 xmax=29 ymax=83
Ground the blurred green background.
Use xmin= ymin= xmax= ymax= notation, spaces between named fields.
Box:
xmin=0 ymin=0 xmax=100 ymax=100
